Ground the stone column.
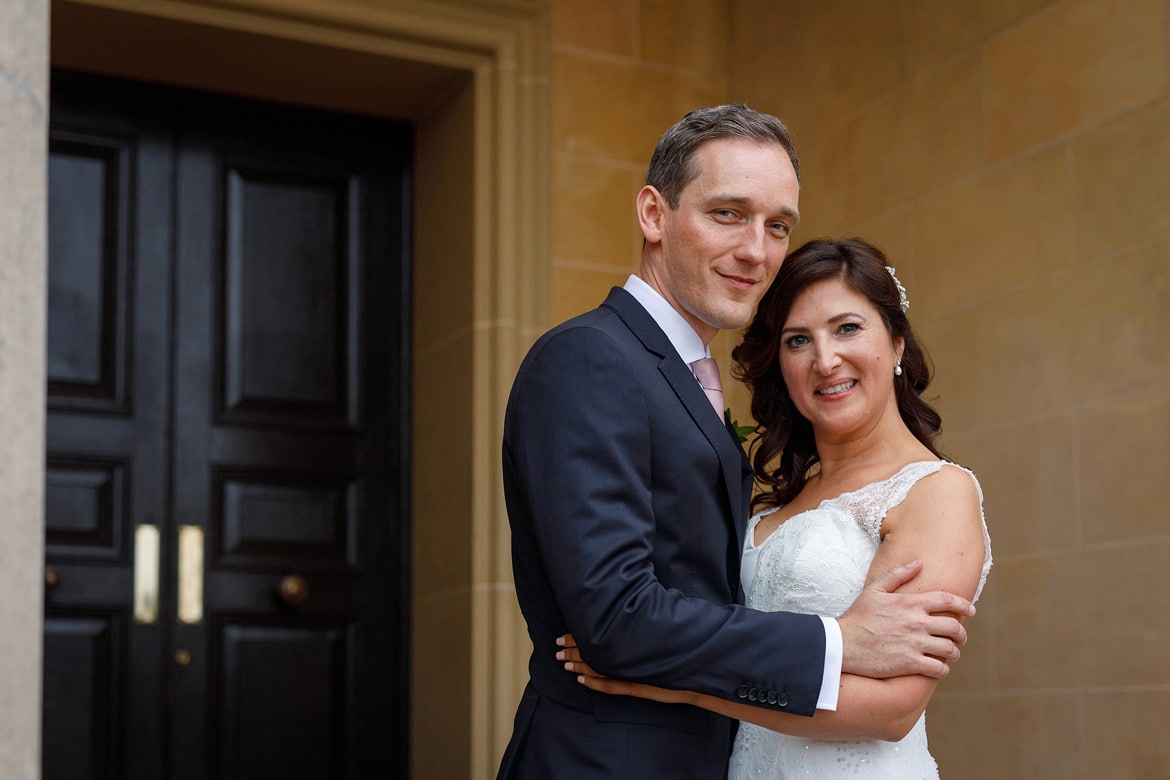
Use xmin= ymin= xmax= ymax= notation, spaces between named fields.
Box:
xmin=0 ymin=0 xmax=48 ymax=777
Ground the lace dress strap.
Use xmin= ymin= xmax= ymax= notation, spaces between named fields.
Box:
xmin=830 ymin=460 xmax=948 ymax=542
xmin=830 ymin=459 xmax=992 ymax=601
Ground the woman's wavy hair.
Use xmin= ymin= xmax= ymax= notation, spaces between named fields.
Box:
xmin=731 ymin=238 xmax=942 ymax=511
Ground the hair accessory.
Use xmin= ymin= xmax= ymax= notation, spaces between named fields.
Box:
xmin=885 ymin=266 xmax=910 ymax=312
xmin=894 ymin=360 xmax=903 ymax=377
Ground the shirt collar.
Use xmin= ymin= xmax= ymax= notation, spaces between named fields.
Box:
xmin=623 ymin=274 xmax=708 ymax=364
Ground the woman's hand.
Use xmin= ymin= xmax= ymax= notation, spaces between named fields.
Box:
xmin=554 ymin=633 xmax=604 ymax=678
xmin=555 ymin=634 xmax=690 ymax=704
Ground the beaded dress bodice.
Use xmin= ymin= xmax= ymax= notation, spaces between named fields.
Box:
xmin=728 ymin=461 xmax=992 ymax=779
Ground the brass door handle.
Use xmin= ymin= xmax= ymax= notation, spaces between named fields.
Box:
xmin=134 ymin=525 xmax=160 ymax=623
xmin=278 ymin=575 xmax=309 ymax=607
xmin=44 ymin=566 xmax=62 ymax=591
xmin=178 ymin=525 xmax=203 ymax=624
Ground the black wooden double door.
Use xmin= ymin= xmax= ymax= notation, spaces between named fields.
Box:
xmin=42 ymin=74 xmax=411 ymax=780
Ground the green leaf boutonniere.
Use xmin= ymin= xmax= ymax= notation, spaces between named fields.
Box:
xmin=729 ymin=413 xmax=757 ymax=445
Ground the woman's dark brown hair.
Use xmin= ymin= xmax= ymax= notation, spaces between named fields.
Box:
xmin=731 ymin=237 xmax=942 ymax=511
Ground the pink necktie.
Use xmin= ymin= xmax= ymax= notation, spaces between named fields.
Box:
xmin=690 ymin=357 xmax=725 ymax=419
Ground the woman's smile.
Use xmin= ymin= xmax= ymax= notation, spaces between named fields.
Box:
xmin=814 ymin=379 xmax=856 ymax=398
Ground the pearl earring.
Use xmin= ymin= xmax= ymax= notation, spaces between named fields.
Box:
xmin=894 ymin=360 xmax=903 ymax=377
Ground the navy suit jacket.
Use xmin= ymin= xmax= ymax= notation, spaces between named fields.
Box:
xmin=496 ymin=288 xmax=826 ymax=779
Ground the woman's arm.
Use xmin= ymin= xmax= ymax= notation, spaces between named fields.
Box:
xmin=562 ymin=642 xmax=931 ymax=741
xmin=562 ymin=464 xmax=988 ymax=741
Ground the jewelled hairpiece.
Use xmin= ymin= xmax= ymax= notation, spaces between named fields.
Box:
xmin=885 ymin=266 xmax=910 ymax=312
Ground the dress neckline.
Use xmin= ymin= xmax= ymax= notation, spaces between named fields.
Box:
xmin=749 ymin=459 xmax=946 ymax=550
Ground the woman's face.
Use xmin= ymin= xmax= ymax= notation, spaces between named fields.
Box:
xmin=778 ymin=277 xmax=904 ymax=443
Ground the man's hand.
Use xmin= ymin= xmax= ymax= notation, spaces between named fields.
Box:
xmin=839 ymin=560 xmax=975 ymax=680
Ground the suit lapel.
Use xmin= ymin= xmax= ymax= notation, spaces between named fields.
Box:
xmin=658 ymin=357 xmax=748 ymax=518
xmin=602 ymin=288 xmax=750 ymax=579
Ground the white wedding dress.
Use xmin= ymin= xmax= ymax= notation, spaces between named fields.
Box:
xmin=728 ymin=461 xmax=992 ymax=779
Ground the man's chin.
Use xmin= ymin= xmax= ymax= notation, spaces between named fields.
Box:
xmin=706 ymin=317 xmax=752 ymax=334
xmin=710 ymin=303 xmax=758 ymax=331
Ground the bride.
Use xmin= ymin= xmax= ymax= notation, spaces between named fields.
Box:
xmin=559 ymin=238 xmax=992 ymax=778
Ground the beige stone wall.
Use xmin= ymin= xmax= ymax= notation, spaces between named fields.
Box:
xmin=547 ymin=0 xmax=738 ymax=356
xmin=726 ymin=0 xmax=1170 ymax=776
xmin=0 ymin=0 xmax=47 ymax=778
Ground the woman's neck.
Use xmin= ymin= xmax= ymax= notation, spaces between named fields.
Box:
xmin=812 ymin=415 xmax=931 ymax=488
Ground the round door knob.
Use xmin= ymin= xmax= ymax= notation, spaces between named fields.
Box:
xmin=44 ymin=567 xmax=62 ymax=591
xmin=278 ymin=575 xmax=309 ymax=607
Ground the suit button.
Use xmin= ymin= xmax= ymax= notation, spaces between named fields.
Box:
xmin=736 ymin=685 xmax=749 ymax=699
xmin=747 ymin=687 xmax=759 ymax=702
xmin=777 ymin=693 xmax=788 ymax=707
xmin=766 ymin=691 xmax=778 ymax=705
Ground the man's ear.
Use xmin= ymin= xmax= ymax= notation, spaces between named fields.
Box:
xmin=637 ymin=185 xmax=668 ymax=244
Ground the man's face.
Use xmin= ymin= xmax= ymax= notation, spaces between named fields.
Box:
xmin=641 ymin=137 xmax=800 ymax=344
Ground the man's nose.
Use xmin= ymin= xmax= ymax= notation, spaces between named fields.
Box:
xmin=735 ymin=221 xmax=768 ymax=264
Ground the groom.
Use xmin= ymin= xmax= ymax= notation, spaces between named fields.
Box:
xmin=496 ymin=105 xmax=973 ymax=779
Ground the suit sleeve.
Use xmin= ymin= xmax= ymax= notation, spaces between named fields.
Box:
xmin=504 ymin=325 xmax=826 ymax=715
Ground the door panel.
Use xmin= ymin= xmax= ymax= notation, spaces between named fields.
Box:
xmin=171 ymin=100 xmax=406 ymax=780
xmin=221 ymin=163 xmax=354 ymax=421
xmin=44 ymin=91 xmax=173 ymax=780
xmin=46 ymin=134 xmax=129 ymax=409
xmin=219 ymin=623 xmax=350 ymax=778
xmin=45 ymin=73 xmax=411 ymax=780
xmin=42 ymin=616 xmax=120 ymax=779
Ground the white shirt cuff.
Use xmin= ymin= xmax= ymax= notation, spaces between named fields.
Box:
xmin=816 ymin=616 xmax=842 ymax=711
